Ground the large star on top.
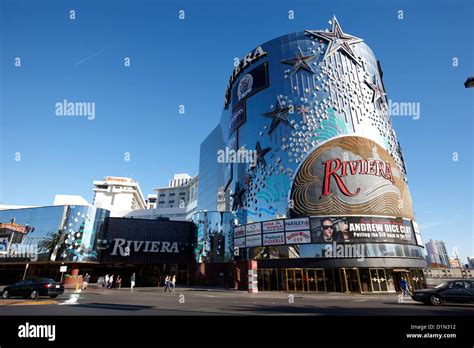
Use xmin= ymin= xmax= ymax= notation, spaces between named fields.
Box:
xmin=365 ymin=75 xmax=386 ymax=105
xmin=263 ymin=97 xmax=294 ymax=135
xmin=281 ymin=47 xmax=317 ymax=75
xmin=305 ymin=16 xmax=363 ymax=65
xmin=254 ymin=141 xmax=271 ymax=170
xmin=231 ymin=182 xmax=246 ymax=211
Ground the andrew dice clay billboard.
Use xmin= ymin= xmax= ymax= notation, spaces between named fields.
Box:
xmin=289 ymin=136 xmax=415 ymax=221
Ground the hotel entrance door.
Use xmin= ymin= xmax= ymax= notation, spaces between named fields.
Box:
xmin=339 ymin=268 xmax=361 ymax=293
xmin=305 ymin=269 xmax=327 ymax=292
xmin=370 ymin=268 xmax=388 ymax=292
xmin=285 ymin=269 xmax=304 ymax=291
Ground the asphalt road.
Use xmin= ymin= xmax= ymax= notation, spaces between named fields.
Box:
xmin=1 ymin=287 xmax=473 ymax=315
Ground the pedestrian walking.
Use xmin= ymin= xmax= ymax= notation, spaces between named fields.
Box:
xmin=170 ymin=275 xmax=176 ymax=292
xmin=400 ymin=277 xmax=409 ymax=296
xmin=130 ymin=273 xmax=136 ymax=291
xmin=109 ymin=274 xmax=114 ymax=289
xmin=164 ymin=275 xmax=171 ymax=292
xmin=105 ymin=274 xmax=109 ymax=288
xmin=82 ymin=273 xmax=90 ymax=290
xmin=116 ymin=275 xmax=122 ymax=289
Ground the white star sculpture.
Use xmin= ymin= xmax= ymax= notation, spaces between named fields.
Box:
xmin=305 ymin=16 xmax=363 ymax=65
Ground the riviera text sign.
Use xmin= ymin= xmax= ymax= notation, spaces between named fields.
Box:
xmin=110 ymin=238 xmax=179 ymax=256
xmin=224 ymin=46 xmax=267 ymax=108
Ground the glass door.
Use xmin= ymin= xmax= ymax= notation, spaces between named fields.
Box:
xmin=338 ymin=268 xmax=361 ymax=293
xmin=295 ymin=269 xmax=304 ymax=291
xmin=316 ymin=269 xmax=327 ymax=292
xmin=306 ymin=269 xmax=317 ymax=291
xmin=286 ymin=269 xmax=296 ymax=291
xmin=370 ymin=268 xmax=388 ymax=292
xmin=347 ymin=269 xmax=361 ymax=293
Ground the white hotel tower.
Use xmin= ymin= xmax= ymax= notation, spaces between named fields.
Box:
xmin=92 ymin=176 xmax=146 ymax=217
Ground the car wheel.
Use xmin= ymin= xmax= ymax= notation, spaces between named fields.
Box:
xmin=430 ymin=294 xmax=443 ymax=306
xmin=30 ymin=290 xmax=39 ymax=300
xmin=50 ymin=295 xmax=58 ymax=299
xmin=2 ymin=291 xmax=9 ymax=299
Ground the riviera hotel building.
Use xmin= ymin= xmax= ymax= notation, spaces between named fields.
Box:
xmin=0 ymin=18 xmax=426 ymax=293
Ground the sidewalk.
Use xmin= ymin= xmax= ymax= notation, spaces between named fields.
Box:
xmin=66 ymin=285 xmax=412 ymax=300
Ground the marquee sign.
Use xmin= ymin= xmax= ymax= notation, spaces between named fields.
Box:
xmin=245 ymin=234 xmax=262 ymax=247
xmin=245 ymin=222 xmax=262 ymax=236
xmin=233 ymin=214 xmax=418 ymax=248
xmin=290 ymin=136 xmax=415 ymax=219
xmin=284 ymin=218 xmax=310 ymax=231
xmin=310 ymin=216 xmax=416 ymax=245
xmin=262 ymin=220 xmax=284 ymax=233
xmin=233 ymin=225 xmax=245 ymax=238
xmin=263 ymin=232 xmax=285 ymax=246
xmin=285 ymin=230 xmax=311 ymax=244
xmin=0 ymin=223 xmax=27 ymax=234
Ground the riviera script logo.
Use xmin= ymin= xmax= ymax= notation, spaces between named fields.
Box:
xmin=322 ymin=158 xmax=395 ymax=197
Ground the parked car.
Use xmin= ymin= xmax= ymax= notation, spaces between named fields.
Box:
xmin=1 ymin=278 xmax=64 ymax=300
xmin=411 ymin=279 xmax=474 ymax=306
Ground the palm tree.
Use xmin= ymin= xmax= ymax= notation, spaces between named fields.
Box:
xmin=38 ymin=231 xmax=64 ymax=261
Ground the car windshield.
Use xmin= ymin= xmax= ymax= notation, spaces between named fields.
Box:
xmin=435 ymin=282 xmax=448 ymax=288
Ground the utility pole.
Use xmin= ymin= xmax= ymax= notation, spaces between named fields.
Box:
xmin=453 ymin=248 xmax=464 ymax=279
xmin=22 ymin=263 xmax=29 ymax=280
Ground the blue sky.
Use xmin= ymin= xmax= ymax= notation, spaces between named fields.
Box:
xmin=1 ymin=0 xmax=473 ymax=261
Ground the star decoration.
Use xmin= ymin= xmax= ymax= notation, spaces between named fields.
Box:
xmin=297 ymin=105 xmax=310 ymax=123
xmin=281 ymin=47 xmax=317 ymax=75
xmin=305 ymin=16 xmax=363 ymax=65
xmin=231 ymin=182 xmax=246 ymax=211
xmin=263 ymin=97 xmax=294 ymax=135
xmin=254 ymin=141 xmax=272 ymax=170
xmin=365 ymin=75 xmax=386 ymax=105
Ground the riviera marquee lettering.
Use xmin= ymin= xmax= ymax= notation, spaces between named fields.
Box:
xmin=322 ymin=158 xmax=395 ymax=197
xmin=110 ymin=238 xmax=179 ymax=256
xmin=224 ymin=46 xmax=267 ymax=108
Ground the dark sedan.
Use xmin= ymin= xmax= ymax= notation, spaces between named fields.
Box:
xmin=411 ymin=279 xmax=474 ymax=306
xmin=1 ymin=278 xmax=64 ymax=300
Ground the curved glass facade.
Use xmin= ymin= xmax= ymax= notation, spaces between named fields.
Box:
xmin=197 ymin=17 xmax=425 ymax=277
xmin=192 ymin=211 xmax=235 ymax=263
xmin=0 ymin=205 xmax=109 ymax=263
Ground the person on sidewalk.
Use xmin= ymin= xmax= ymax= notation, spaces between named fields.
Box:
xmin=105 ymin=274 xmax=109 ymax=289
xmin=164 ymin=275 xmax=171 ymax=292
xmin=130 ymin=273 xmax=136 ymax=291
xmin=108 ymin=274 xmax=114 ymax=289
xmin=400 ymin=277 xmax=409 ymax=296
xmin=82 ymin=273 xmax=90 ymax=290
xmin=116 ymin=275 xmax=122 ymax=289
xmin=170 ymin=275 xmax=176 ymax=292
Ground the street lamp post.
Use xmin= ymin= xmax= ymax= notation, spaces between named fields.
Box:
xmin=464 ymin=77 xmax=474 ymax=88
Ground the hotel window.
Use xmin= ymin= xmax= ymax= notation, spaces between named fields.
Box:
xmin=159 ymin=194 xmax=165 ymax=197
